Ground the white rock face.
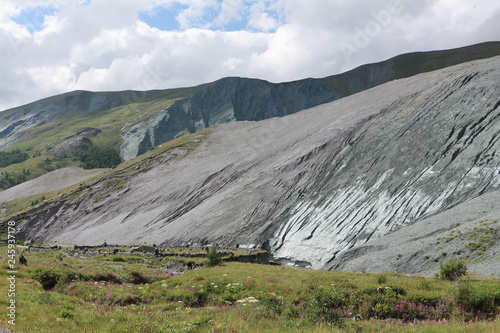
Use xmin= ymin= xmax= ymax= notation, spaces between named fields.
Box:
xmin=267 ymin=58 xmax=500 ymax=268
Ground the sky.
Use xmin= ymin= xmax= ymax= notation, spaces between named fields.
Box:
xmin=1 ymin=0 xmax=499 ymax=111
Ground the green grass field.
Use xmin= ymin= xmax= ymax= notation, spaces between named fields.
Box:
xmin=0 ymin=245 xmax=498 ymax=332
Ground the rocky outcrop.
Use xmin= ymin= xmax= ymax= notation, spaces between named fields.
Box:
xmin=2 ymin=42 xmax=499 ymax=169
xmin=120 ymin=77 xmax=339 ymax=160
xmin=162 ymin=260 xmax=199 ymax=275
xmin=329 ymin=189 xmax=500 ymax=276
xmin=0 ymin=167 xmax=104 ymax=205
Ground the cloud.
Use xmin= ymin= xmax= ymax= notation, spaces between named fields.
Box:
xmin=0 ymin=0 xmax=499 ymax=111
xmin=214 ymin=0 xmax=245 ymax=27
xmin=175 ymin=0 xmax=218 ymax=29
xmin=248 ymin=0 xmax=280 ymax=32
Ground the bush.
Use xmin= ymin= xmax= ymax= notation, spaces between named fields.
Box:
xmin=56 ymin=270 xmax=79 ymax=291
xmin=93 ymin=272 xmax=122 ymax=284
xmin=440 ymin=259 xmax=467 ymax=281
xmin=183 ymin=290 xmax=208 ymax=307
xmin=304 ymin=286 xmax=349 ymax=326
xmin=204 ymin=242 xmax=222 ymax=267
xmin=455 ymin=281 xmax=499 ymax=315
xmin=127 ymin=271 xmax=149 ymax=285
xmin=377 ymin=274 xmax=387 ymax=284
xmin=59 ymin=309 xmax=74 ymax=319
xmin=417 ymin=280 xmax=431 ymax=290
xmin=30 ymin=267 xmax=62 ymax=290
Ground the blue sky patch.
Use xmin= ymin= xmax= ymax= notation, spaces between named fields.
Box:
xmin=138 ymin=4 xmax=188 ymax=31
xmin=11 ymin=6 xmax=58 ymax=34
xmin=77 ymin=0 xmax=91 ymax=7
xmin=139 ymin=2 xmax=253 ymax=32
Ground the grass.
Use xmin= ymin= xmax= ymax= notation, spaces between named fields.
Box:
xmin=0 ymin=246 xmax=498 ymax=332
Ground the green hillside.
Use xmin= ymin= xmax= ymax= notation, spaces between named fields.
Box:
xmin=0 ymin=86 xmax=208 ymax=189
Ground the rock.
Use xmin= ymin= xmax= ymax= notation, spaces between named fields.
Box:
xmin=352 ymin=314 xmax=364 ymax=321
xmin=19 ymin=254 xmax=27 ymax=265
xmin=162 ymin=260 xmax=197 ymax=275
xmin=130 ymin=245 xmax=155 ymax=253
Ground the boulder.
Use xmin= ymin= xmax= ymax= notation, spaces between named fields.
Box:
xmin=130 ymin=245 xmax=155 ymax=253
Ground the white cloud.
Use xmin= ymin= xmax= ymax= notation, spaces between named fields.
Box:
xmin=214 ymin=0 xmax=244 ymax=27
xmin=248 ymin=0 xmax=279 ymax=32
xmin=175 ymin=0 xmax=218 ymax=29
xmin=21 ymin=65 xmax=76 ymax=94
xmin=0 ymin=0 xmax=499 ymax=111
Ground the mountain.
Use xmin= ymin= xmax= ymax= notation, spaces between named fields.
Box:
xmin=1 ymin=42 xmax=499 ymax=190
xmin=6 ymin=54 xmax=500 ymax=276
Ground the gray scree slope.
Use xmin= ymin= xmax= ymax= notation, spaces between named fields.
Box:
xmin=15 ymin=57 xmax=500 ymax=273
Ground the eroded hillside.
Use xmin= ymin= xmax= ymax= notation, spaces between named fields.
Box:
xmin=7 ymin=56 xmax=500 ymax=276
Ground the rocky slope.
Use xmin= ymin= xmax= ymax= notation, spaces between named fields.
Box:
xmin=331 ymin=189 xmax=500 ymax=277
xmin=8 ymin=55 xmax=500 ymax=276
xmin=1 ymin=42 xmax=499 ymax=190
xmin=119 ymin=41 xmax=500 ymax=161
xmin=0 ymin=167 xmax=104 ymax=205
xmin=119 ymin=77 xmax=339 ymax=161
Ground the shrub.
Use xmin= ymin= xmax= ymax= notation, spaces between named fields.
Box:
xmin=304 ymin=286 xmax=349 ymax=326
xmin=112 ymin=256 xmax=126 ymax=262
xmin=59 ymin=309 xmax=74 ymax=319
xmin=56 ymin=270 xmax=79 ymax=291
xmin=30 ymin=267 xmax=62 ymax=290
xmin=440 ymin=259 xmax=467 ymax=281
xmin=455 ymin=281 xmax=499 ymax=315
xmin=55 ymin=251 xmax=64 ymax=260
xmin=417 ymin=280 xmax=431 ymax=290
xmin=204 ymin=242 xmax=222 ymax=267
xmin=183 ymin=290 xmax=208 ymax=307
xmin=259 ymin=296 xmax=285 ymax=317
xmin=377 ymin=274 xmax=387 ymax=284
xmin=127 ymin=271 xmax=149 ymax=285
xmin=93 ymin=272 xmax=122 ymax=284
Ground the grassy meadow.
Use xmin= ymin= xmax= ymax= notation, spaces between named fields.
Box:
xmin=0 ymin=246 xmax=499 ymax=332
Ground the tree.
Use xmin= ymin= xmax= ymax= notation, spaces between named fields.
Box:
xmin=204 ymin=242 xmax=222 ymax=267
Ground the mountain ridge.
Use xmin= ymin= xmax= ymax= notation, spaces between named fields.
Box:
xmin=1 ymin=42 xmax=500 ymax=190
